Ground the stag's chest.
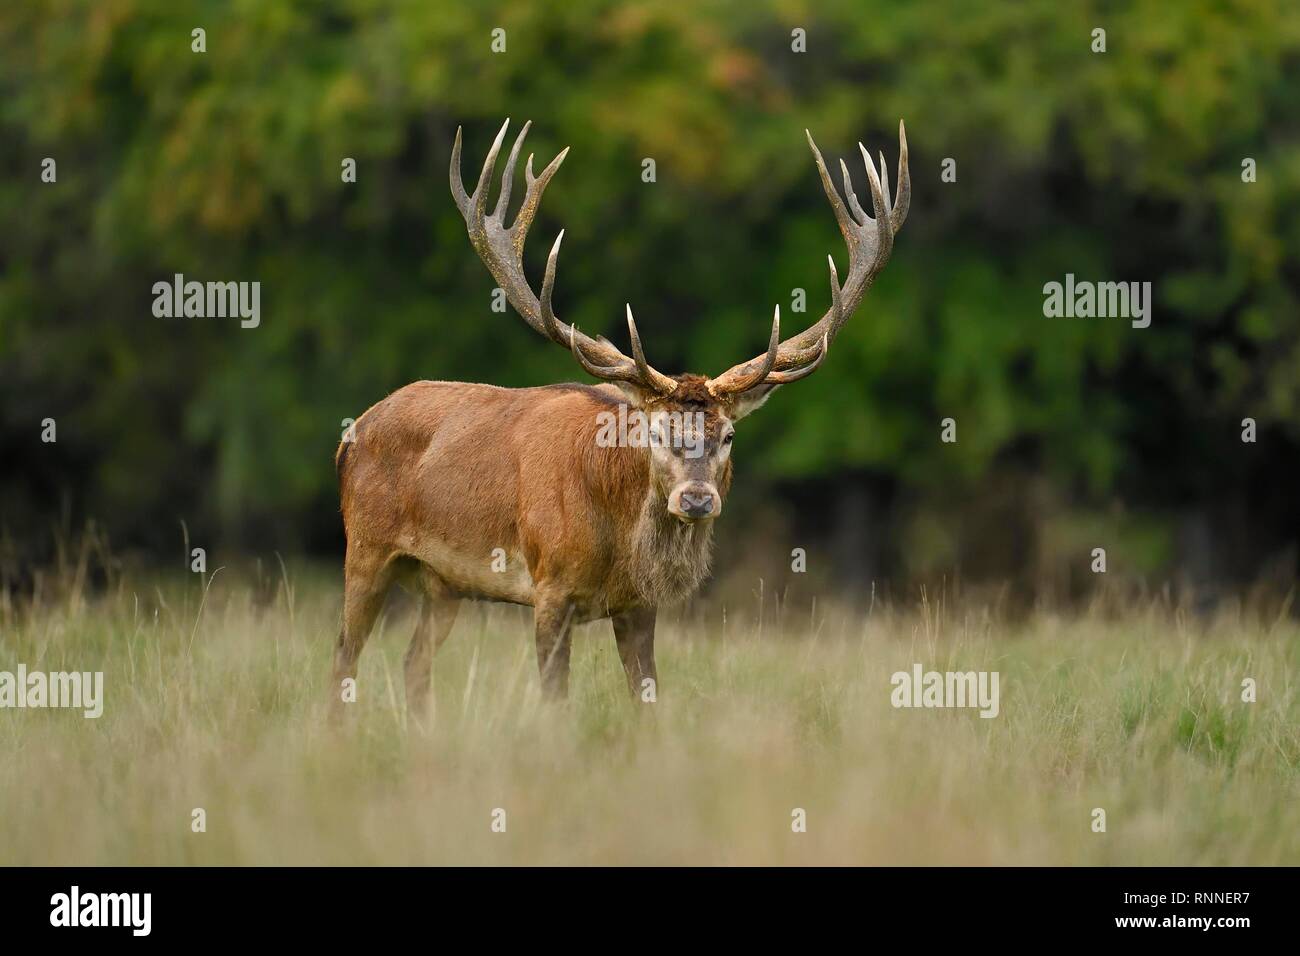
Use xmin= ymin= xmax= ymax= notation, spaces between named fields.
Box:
xmin=623 ymin=517 xmax=716 ymax=608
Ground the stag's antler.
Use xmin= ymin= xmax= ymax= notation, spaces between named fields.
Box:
xmin=705 ymin=122 xmax=910 ymax=398
xmin=451 ymin=119 xmax=678 ymax=397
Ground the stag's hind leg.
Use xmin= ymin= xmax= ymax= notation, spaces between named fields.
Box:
xmin=331 ymin=542 xmax=397 ymax=717
xmin=404 ymin=567 xmax=460 ymax=720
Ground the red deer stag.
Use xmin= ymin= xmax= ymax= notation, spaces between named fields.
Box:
xmin=334 ymin=119 xmax=909 ymax=711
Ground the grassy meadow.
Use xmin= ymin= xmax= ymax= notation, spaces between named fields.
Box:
xmin=1 ymin=565 xmax=1297 ymax=866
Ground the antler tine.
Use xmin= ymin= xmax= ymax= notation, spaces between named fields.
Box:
xmin=806 ymin=130 xmax=856 ymax=250
xmin=539 ymin=230 xmax=565 ymax=343
xmin=878 ymin=150 xmax=891 ymax=214
xmin=468 ymin=118 xmax=511 ymax=232
xmin=491 ymin=120 xmax=531 ymax=223
xmin=511 ymin=145 xmax=569 ymax=254
xmin=626 ymin=306 xmax=680 ymax=395
xmin=705 ymin=122 xmax=910 ymax=399
xmin=450 ymin=127 xmax=469 ymax=215
xmin=763 ymin=333 xmax=829 ymax=385
xmin=826 ymin=254 xmax=846 ymax=338
xmin=452 ymin=120 xmax=677 ymax=397
xmin=705 ymin=306 xmax=782 ymax=398
xmin=569 ymin=325 xmax=624 ymax=379
xmin=892 ymin=119 xmax=911 ymax=233
xmin=858 ymin=141 xmax=892 ymax=262
xmin=840 ymin=158 xmax=869 ymax=227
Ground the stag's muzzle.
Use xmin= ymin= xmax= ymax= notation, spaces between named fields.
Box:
xmin=669 ymin=482 xmax=720 ymax=522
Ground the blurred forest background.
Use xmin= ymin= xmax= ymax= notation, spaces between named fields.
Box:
xmin=1 ymin=0 xmax=1298 ymax=607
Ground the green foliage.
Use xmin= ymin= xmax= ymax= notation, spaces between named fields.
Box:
xmin=2 ymin=0 xmax=1298 ymax=578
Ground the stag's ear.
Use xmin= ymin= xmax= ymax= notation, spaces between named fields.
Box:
xmin=728 ymin=384 xmax=780 ymax=421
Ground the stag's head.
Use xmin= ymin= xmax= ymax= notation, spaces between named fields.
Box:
xmin=451 ymin=119 xmax=911 ymax=524
xmin=599 ymin=374 xmax=735 ymax=523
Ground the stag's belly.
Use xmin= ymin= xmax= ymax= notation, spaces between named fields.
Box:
xmin=400 ymin=535 xmax=537 ymax=606
xmin=396 ymin=539 xmax=627 ymax=622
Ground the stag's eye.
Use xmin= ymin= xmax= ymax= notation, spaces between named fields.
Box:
xmin=722 ymin=432 xmax=734 ymax=446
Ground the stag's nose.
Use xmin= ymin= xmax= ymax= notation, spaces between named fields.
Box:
xmin=680 ymin=491 xmax=715 ymax=518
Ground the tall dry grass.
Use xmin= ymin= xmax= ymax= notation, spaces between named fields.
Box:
xmin=1 ymin=562 xmax=1297 ymax=865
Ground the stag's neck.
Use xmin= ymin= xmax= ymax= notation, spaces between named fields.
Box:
xmin=625 ymin=484 xmax=716 ymax=607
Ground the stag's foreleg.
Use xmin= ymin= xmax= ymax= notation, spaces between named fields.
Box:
xmin=532 ymin=594 xmax=577 ymax=700
xmin=611 ymin=606 xmax=658 ymax=703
